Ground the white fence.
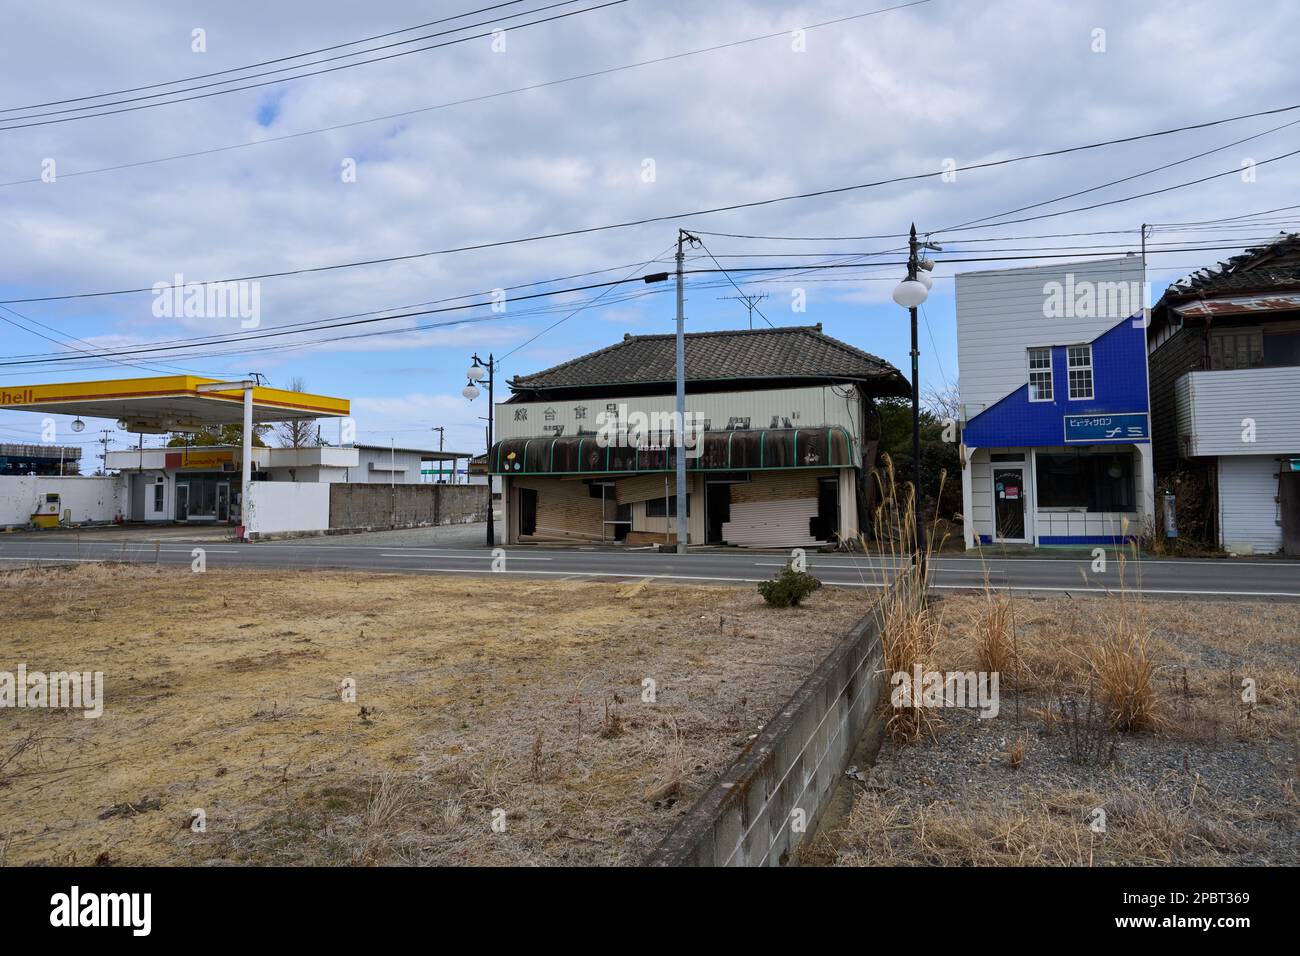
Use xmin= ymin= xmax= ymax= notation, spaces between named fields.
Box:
xmin=0 ymin=476 xmax=122 ymax=527
xmin=244 ymin=481 xmax=330 ymax=537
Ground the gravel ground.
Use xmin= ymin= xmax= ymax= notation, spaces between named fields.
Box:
xmin=815 ymin=594 xmax=1300 ymax=867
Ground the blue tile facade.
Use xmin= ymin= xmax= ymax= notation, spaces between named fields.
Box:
xmin=962 ymin=315 xmax=1150 ymax=448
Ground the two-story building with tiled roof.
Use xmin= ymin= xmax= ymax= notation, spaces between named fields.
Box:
xmin=1147 ymin=233 xmax=1300 ymax=555
xmin=489 ymin=325 xmax=909 ymax=547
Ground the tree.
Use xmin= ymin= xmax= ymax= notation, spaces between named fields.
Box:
xmin=873 ymin=395 xmax=961 ymax=520
xmin=274 ymin=377 xmax=327 ymax=448
xmin=167 ymin=422 xmax=269 ymax=447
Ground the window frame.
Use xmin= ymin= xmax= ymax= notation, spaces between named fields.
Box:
xmin=1026 ymin=347 xmax=1054 ymax=402
xmin=1066 ymin=344 xmax=1094 ymax=401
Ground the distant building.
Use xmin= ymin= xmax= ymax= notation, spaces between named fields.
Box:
xmin=345 ymin=444 xmax=467 ymax=485
xmin=489 ymin=325 xmax=908 ymax=546
xmin=957 ymin=257 xmax=1154 ymax=547
xmin=0 ymin=443 xmax=81 ymax=476
xmin=105 ymin=442 xmax=469 ymax=522
xmin=1147 ymin=233 xmax=1300 ymax=555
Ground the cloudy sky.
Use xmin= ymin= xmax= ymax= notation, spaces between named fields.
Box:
xmin=2 ymin=0 xmax=1298 ymax=461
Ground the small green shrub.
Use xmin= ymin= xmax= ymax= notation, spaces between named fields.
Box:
xmin=758 ymin=563 xmax=822 ymax=607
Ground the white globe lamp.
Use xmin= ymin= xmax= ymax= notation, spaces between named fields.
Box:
xmin=892 ymin=278 xmax=929 ymax=309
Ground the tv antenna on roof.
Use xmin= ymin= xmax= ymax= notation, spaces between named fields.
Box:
xmin=717 ymin=292 xmax=768 ymax=330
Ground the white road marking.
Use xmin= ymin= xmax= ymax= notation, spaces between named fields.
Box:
xmin=378 ymin=552 xmax=552 ymax=560
xmin=929 ymin=583 xmax=1300 ymax=598
xmin=0 ymin=556 xmax=107 ymax=563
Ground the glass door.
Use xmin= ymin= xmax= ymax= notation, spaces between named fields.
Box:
xmin=216 ymin=483 xmax=230 ymax=522
xmin=993 ymin=467 xmax=1026 ymax=542
xmin=175 ymin=483 xmax=190 ymax=521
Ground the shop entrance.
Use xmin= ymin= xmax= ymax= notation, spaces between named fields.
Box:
xmin=993 ymin=467 xmax=1027 ymax=542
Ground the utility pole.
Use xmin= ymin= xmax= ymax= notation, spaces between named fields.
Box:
xmin=897 ymin=224 xmax=941 ymax=572
xmin=97 ymin=429 xmax=113 ymax=476
xmin=716 ymin=292 xmax=768 ymax=330
xmin=431 ymin=426 xmax=445 ymax=484
xmin=674 ymin=229 xmax=699 ymax=554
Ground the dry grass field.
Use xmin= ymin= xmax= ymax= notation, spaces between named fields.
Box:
xmin=0 ymin=564 xmax=869 ymax=866
xmin=815 ymin=589 xmax=1300 ymax=866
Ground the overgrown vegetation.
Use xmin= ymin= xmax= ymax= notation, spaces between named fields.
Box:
xmin=816 ymin=531 xmax=1299 ymax=867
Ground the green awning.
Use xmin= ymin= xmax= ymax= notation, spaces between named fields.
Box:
xmin=489 ymin=427 xmax=854 ymax=476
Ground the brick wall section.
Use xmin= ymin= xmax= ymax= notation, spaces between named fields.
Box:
xmin=1148 ymin=326 xmax=1205 ymax=477
xmin=328 ymin=483 xmax=488 ymax=531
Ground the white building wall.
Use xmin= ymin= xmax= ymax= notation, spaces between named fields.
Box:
xmin=348 ymin=447 xmax=428 ymax=483
xmin=1218 ymin=456 xmax=1284 ymax=555
xmin=956 ymin=256 xmax=1146 ymax=416
xmin=1176 ymin=367 xmax=1300 ymax=457
xmin=245 ymin=481 xmax=331 ymax=536
xmin=0 ymin=476 xmax=122 ymax=526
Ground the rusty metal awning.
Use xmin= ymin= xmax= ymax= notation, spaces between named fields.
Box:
xmin=1173 ymin=293 xmax=1300 ymax=318
xmin=490 ymin=427 xmax=853 ymax=475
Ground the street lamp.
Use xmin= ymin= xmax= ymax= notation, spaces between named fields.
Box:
xmin=892 ymin=223 xmax=942 ymax=570
xmin=461 ymin=353 xmax=494 ymax=547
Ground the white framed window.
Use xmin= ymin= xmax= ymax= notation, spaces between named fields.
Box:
xmin=1067 ymin=344 xmax=1094 ymax=400
xmin=1027 ymin=347 xmax=1053 ymax=401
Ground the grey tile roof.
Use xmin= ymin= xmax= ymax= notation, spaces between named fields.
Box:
xmin=508 ymin=325 xmax=909 ymax=395
xmin=1165 ymin=232 xmax=1300 ymax=299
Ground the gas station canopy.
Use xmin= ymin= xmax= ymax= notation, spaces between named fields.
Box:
xmin=0 ymin=376 xmax=349 ymax=433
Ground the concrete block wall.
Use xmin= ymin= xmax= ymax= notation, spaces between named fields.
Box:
xmin=648 ymin=613 xmax=884 ymax=867
xmin=328 ymin=483 xmax=488 ymax=531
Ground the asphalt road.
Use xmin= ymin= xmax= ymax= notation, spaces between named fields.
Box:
xmin=3 ymin=532 xmax=1299 ymax=600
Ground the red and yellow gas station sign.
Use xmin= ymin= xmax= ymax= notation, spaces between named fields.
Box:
xmin=165 ymin=450 xmax=236 ymax=470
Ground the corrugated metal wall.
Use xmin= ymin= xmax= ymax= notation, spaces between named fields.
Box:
xmin=721 ymin=470 xmax=833 ymax=547
xmin=1218 ymin=455 xmax=1283 ymax=554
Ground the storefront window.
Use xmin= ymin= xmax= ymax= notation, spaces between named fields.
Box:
xmin=1035 ymin=451 xmax=1135 ymax=512
xmin=175 ymin=472 xmax=231 ymax=518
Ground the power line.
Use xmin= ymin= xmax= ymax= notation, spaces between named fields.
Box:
xmin=498 ymin=244 xmax=676 ymax=361
xmin=694 ymin=237 xmax=776 ymax=329
xmin=0 ymin=1 xmax=536 ymax=114
xmin=0 ymin=1 xmax=629 ymax=131
xmin=938 ymin=115 xmax=1300 ymax=234
xmin=0 ymin=257 xmax=675 ymax=363
xmin=11 ymin=100 xmax=1300 ymax=306
xmin=0 ymin=0 xmax=932 ymax=188
xmin=0 ymin=241 xmax=1276 ymax=370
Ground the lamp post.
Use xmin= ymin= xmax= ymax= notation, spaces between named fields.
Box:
xmin=463 ymin=354 xmax=494 ymax=546
xmin=891 ymin=224 xmax=941 ymax=569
